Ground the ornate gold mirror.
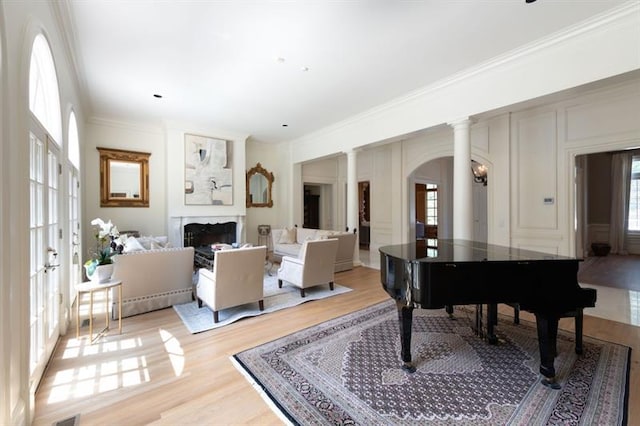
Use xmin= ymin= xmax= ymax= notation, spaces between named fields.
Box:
xmin=246 ymin=162 xmax=274 ymax=207
xmin=97 ymin=147 xmax=151 ymax=207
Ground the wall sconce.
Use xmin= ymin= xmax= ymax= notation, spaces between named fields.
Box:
xmin=471 ymin=160 xmax=488 ymax=186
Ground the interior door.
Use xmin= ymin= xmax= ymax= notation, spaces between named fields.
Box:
xmin=29 ymin=120 xmax=61 ymax=389
xmin=472 ymin=183 xmax=487 ymax=243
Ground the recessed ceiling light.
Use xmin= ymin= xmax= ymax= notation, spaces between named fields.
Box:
xmin=301 ymin=66 xmax=309 ymax=72
xmin=153 ymin=94 xmax=163 ymax=98
xmin=276 ymin=57 xmax=286 ymax=63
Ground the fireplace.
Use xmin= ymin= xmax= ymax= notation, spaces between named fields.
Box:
xmin=184 ymin=222 xmax=237 ymax=248
xmin=170 ymin=215 xmax=244 ymax=248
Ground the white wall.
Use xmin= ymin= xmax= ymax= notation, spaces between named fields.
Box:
xmin=83 ymin=119 xmax=166 ymax=258
xmin=301 ymin=75 xmax=640 ymax=257
xmin=244 ymin=138 xmax=287 ymax=247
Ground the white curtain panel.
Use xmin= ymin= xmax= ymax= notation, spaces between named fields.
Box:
xmin=609 ymin=152 xmax=632 ymax=254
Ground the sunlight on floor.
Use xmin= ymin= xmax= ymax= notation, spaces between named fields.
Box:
xmin=46 ymin=289 xmax=153 ymax=405
xmin=630 ymin=290 xmax=640 ymax=326
xmin=159 ymin=328 xmax=185 ymax=376
xmin=48 ymin=336 xmax=149 ymax=404
xmin=45 ymin=324 xmax=185 ymax=405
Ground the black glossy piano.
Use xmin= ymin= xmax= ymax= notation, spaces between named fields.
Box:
xmin=380 ymin=239 xmax=597 ymax=389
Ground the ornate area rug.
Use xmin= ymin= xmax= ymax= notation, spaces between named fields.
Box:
xmin=173 ymin=274 xmax=351 ymax=333
xmin=232 ymin=300 xmax=630 ymax=425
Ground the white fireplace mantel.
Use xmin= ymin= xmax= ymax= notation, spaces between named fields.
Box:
xmin=169 ymin=215 xmax=245 ymax=247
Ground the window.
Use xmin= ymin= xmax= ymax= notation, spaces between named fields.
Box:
xmin=68 ymin=110 xmax=80 ymax=169
xmin=425 ymin=184 xmax=438 ymax=226
xmin=629 ymin=156 xmax=640 ymax=231
xmin=28 ymin=32 xmax=62 ymax=390
xmin=29 ymin=34 xmax=61 ymax=144
xmin=425 ymin=184 xmax=438 ymax=248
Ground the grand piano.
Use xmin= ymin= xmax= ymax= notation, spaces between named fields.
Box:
xmin=380 ymin=239 xmax=597 ymax=389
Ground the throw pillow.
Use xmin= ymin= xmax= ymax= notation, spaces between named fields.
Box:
xmin=137 ymin=235 xmax=169 ymax=250
xmin=123 ymin=235 xmax=146 ymax=252
xmin=278 ymin=227 xmax=296 ymax=244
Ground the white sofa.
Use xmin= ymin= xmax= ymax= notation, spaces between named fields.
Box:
xmin=112 ymin=246 xmax=195 ymax=317
xmin=271 ymin=227 xmax=357 ymax=272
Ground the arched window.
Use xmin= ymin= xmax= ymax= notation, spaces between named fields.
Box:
xmin=29 ymin=33 xmax=61 ymax=144
xmin=68 ymin=110 xmax=80 ymax=169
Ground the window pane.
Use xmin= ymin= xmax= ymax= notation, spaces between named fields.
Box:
xmin=630 ymin=171 xmax=639 ymax=231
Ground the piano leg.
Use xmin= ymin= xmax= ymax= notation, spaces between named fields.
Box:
xmin=487 ymin=304 xmax=498 ymax=344
xmin=445 ymin=304 xmax=454 ymax=318
xmin=534 ymin=313 xmax=561 ymax=390
xmin=396 ymin=302 xmax=416 ymax=373
xmin=574 ymin=309 xmax=584 ymax=355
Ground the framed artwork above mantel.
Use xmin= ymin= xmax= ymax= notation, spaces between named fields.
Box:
xmin=184 ymin=133 xmax=233 ymax=205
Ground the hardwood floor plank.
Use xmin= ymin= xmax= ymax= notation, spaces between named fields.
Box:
xmin=34 ymin=266 xmax=637 ymax=425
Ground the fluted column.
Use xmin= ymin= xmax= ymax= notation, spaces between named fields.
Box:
xmin=346 ymin=149 xmax=360 ymax=265
xmin=450 ymin=118 xmax=473 ymax=240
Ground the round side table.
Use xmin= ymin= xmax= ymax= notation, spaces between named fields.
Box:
xmin=75 ymin=279 xmax=122 ymax=343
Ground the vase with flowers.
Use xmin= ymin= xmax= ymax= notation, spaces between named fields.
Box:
xmin=84 ymin=218 xmax=125 ymax=283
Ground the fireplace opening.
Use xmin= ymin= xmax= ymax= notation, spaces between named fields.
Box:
xmin=184 ymin=222 xmax=236 ymax=248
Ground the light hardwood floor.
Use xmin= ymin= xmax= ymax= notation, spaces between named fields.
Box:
xmin=34 ymin=266 xmax=639 ymax=425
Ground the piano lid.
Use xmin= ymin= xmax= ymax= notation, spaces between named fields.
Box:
xmin=379 ymin=239 xmax=579 ymax=263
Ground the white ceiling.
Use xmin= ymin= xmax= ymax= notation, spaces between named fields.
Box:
xmin=62 ymin=0 xmax=627 ymax=143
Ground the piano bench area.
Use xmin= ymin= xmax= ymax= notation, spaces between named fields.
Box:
xmin=507 ymin=287 xmax=597 ymax=355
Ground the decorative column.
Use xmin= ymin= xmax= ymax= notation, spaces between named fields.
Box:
xmin=346 ymin=149 xmax=361 ymax=265
xmin=449 ymin=118 xmax=473 ymax=240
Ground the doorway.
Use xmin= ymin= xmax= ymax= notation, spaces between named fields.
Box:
xmin=415 ymin=182 xmax=438 ymax=248
xmin=358 ymin=181 xmax=370 ymax=248
xmin=29 ymin=121 xmax=62 ymax=388
xmin=303 ymin=185 xmax=321 ymax=229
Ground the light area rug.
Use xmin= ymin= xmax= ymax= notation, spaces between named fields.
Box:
xmin=232 ymin=299 xmax=630 ymax=425
xmin=173 ymin=274 xmax=351 ymax=333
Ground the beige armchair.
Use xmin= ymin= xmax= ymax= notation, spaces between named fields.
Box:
xmin=277 ymin=238 xmax=339 ymax=297
xmin=196 ymin=245 xmax=267 ymax=323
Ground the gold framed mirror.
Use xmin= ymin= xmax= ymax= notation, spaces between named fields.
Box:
xmin=246 ymin=162 xmax=274 ymax=208
xmin=97 ymin=147 xmax=151 ymax=207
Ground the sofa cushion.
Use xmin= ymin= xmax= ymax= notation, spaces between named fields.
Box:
xmin=277 ymin=243 xmax=302 ymax=257
xmin=278 ymin=227 xmax=297 ymax=244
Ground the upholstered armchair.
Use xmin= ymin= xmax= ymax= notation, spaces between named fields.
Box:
xmin=277 ymin=238 xmax=339 ymax=297
xmin=196 ymin=245 xmax=267 ymax=323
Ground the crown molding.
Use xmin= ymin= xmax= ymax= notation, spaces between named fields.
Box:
xmin=87 ymin=116 xmax=164 ymax=135
xmin=51 ymin=0 xmax=92 ymax=119
xmin=290 ymin=1 xmax=640 ymax=147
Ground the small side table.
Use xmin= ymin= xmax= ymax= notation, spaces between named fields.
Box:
xmin=75 ymin=279 xmax=122 ymax=343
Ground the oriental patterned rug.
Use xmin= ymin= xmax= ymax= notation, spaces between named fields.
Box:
xmin=232 ymin=300 xmax=630 ymax=425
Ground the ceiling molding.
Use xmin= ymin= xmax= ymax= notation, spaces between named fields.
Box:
xmin=87 ymin=116 xmax=164 ymax=135
xmin=51 ymin=0 xmax=92 ymax=119
xmin=288 ymin=1 xmax=640 ymax=151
